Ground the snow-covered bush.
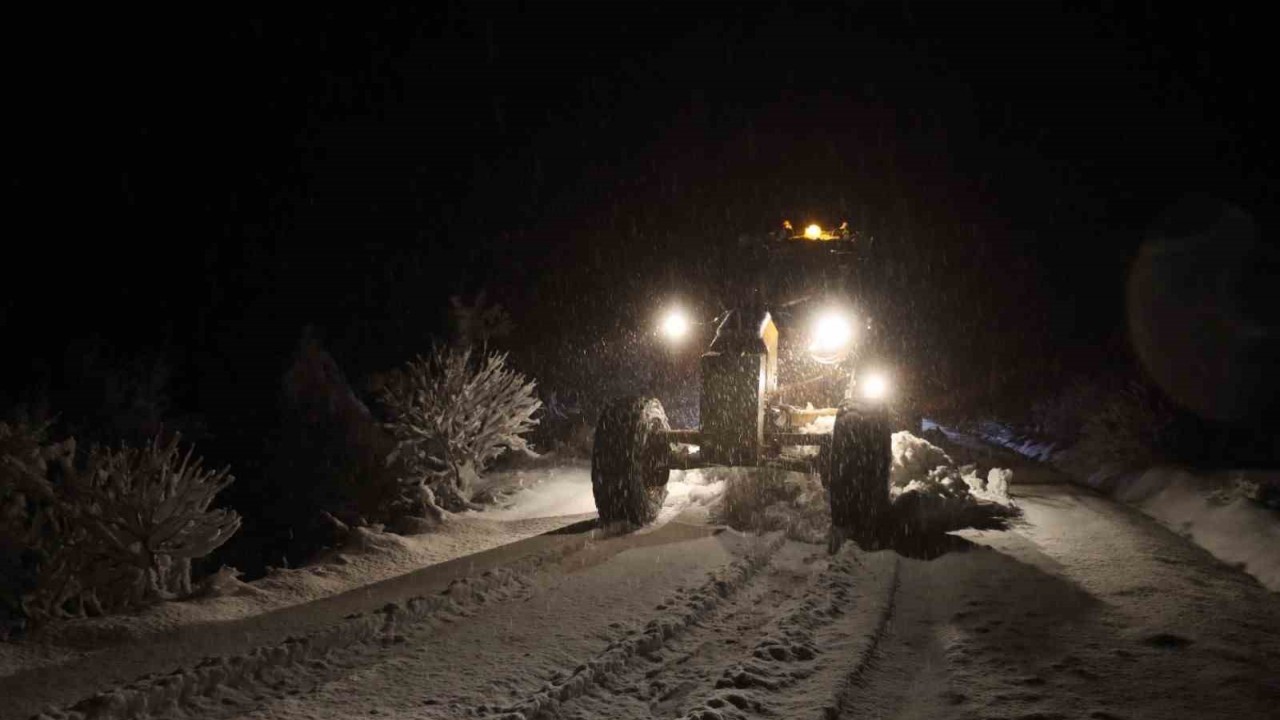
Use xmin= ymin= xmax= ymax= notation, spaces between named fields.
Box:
xmin=58 ymin=436 xmax=240 ymax=607
xmin=378 ymin=346 xmax=542 ymax=511
xmin=1 ymin=428 xmax=240 ymax=624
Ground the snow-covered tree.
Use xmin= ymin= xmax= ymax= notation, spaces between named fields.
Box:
xmin=1 ymin=426 xmax=240 ymax=623
xmin=377 ymin=346 xmax=541 ymax=510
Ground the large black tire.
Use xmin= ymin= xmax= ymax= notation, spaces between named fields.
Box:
xmin=828 ymin=403 xmax=892 ymax=539
xmin=592 ymin=397 xmax=671 ymax=525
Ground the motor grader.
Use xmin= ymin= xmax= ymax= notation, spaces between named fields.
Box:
xmin=591 ymin=222 xmax=901 ymax=541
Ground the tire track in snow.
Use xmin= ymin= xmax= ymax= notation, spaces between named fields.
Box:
xmin=824 ymin=557 xmax=903 ymax=719
xmin=157 ymin=523 xmax=754 ymax=720
xmin=525 ymin=542 xmax=902 ymax=720
xmin=552 ymin=541 xmax=833 ymax=719
xmin=676 ymin=550 xmax=901 ymax=719
xmin=490 ymin=533 xmax=788 ymax=720
xmin=28 ymin=544 xmax=576 ymax=720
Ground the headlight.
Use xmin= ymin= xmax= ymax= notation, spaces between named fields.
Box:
xmin=859 ymin=370 xmax=891 ymax=401
xmin=808 ymin=309 xmax=855 ymax=362
xmin=659 ymin=308 xmax=690 ymax=342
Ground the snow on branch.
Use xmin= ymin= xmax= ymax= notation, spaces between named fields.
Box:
xmin=377 ymin=346 xmax=541 ymax=509
xmin=1 ymin=426 xmax=240 ymax=623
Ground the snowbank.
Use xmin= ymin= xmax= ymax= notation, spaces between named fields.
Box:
xmin=1092 ymin=467 xmax=1280 ymax=591
xmin=2 ymin=466 xmax=602 ymax=678
xmin=956 ymin=419 xmax=1280 ymax=592
xmin=24 ymin=549 xmax=551 ymax=720
xmin=10 ymin=511 xmax=588 ymax=657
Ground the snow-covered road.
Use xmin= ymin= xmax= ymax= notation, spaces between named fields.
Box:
xmin=13 ymin=475 xmax=1279 ymax=720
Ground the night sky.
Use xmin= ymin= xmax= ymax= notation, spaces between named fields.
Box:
xmin=3 ymin=3 xmax=1274 ymax=436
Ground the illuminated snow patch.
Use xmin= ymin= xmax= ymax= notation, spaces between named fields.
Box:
xmin=481 ymin=463 xmax=597 ymax=520
xmin=649 ymin=468 xmax=728 ymax=525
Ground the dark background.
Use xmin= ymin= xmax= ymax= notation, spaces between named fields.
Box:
xmin=2 ymin=2 xmax=1275 ymax=459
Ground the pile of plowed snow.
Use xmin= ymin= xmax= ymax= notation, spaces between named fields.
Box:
xmin=716 ymin=431 xmax=1019 ymax=541
xmin=892 ymin=431 xmax=1014 ymax=505
xmin=713 ymin=467 xmax=830 ymax=542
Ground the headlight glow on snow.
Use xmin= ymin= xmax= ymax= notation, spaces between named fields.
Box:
xmin=860 ymin=370 xmax=891 ymax=401
xmin=808 ymin=310 xmax=854 ymax=358
xmin=660 ymin=308 xmax=691 ymax=342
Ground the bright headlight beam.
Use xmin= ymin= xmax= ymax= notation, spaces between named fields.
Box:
xmin=804 ymin=224 xmax=822 ymax=240
xmin=660 ymin=308 xmax=690 ymax=342
xmin=809 ymin=310 xmax=854 ymax=353
xmin=861 ymin=371 xmax=891 ymax=400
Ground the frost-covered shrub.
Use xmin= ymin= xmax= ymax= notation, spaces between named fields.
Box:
xmin=1 ymin=427 xmax=240 ymax=624
xmin=377 ymin=346 xmax=541 ymax=510
xmin=55 ymin=436 xmax=241 ymax=608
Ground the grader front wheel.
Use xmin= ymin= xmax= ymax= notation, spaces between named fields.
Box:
xmin=827 ymin=404 xmax=892 ymax=541
xmin=591 ymin=397 xmax=672 ymax=525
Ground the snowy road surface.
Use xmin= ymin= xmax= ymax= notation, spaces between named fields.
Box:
xmin=11 ymin=476 xmax=1279 ymax=720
